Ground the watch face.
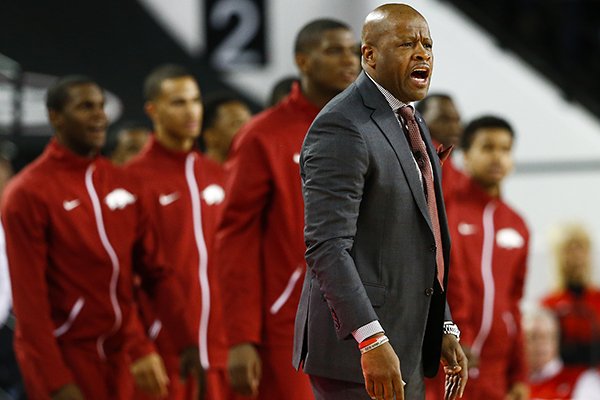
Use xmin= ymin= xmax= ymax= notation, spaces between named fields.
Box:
xmin=443 ymin=323 xmax=460 ymax=340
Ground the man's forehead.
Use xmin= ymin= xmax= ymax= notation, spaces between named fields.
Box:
xmin=159 ymin=77 xmax=200 ymax=98
xmin=431 ymin=98 xmax=455 ymax=110
xmin=67 ymin=84 xmax=104 ymax=102
xmin=68 ymin=83 xmax=101 ymax=95
xmin=392 ymin=17 xmax=431 ymax=35
xmin=363 ymin=12 xmax=430 ymax=44
xmin=316 ymin=28 xmax=356 ymax=46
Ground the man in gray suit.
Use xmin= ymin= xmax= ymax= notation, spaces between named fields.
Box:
xmin=293 ymin=4 xmax=468 ymax=400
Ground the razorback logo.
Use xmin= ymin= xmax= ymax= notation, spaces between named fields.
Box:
xmin=105 ymin=189 xmax=136 ymax=210
xmin=202 ymin=184 xmax=225 ymax=206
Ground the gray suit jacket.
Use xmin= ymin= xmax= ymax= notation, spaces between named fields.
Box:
xmin=293 ymin=72 xmax=452 ymax=384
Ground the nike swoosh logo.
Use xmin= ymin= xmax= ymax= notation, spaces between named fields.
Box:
xmin=63 ymin=199 xmax=81 ymax=211
xmin=159 ymin=192 xmax=180 ymax=206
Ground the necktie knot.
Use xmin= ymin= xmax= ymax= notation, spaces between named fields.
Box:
xmin=397 ymin=105 xmax=415 ymax=121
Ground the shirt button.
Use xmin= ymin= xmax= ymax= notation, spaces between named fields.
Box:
xmin=425 ymin=288 xmax=434 ymax=296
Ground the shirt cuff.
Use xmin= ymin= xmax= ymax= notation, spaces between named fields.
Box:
xmin=352 ymin=320 xmax=384 ymax=343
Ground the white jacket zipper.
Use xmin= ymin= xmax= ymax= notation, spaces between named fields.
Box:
xmin=185 ymin=154 xmax=211 ymax=369
xmin=85 ymin=165 xmax=122 ymax=359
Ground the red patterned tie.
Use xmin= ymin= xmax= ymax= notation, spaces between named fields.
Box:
xmin=397 ymin=106 xmax=445 ymax=289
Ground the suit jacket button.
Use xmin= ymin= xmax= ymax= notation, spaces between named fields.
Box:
xmin=425 ymin=288 xmax=434 ymax=296
xmin=430 ymin=244 xmax=436 ymax=253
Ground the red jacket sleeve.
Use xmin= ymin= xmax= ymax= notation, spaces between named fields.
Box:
xmin=508 ymin=234 xmax=529 ymax=385
xmin=1 ymin=185 xmax=75 ymax=395
xmin=446 ymin=208 xmax=476 ymax=346
xmin=132 ymin=185 xmax=196 ymax=353
xmin=214 ymin=130 xmax=271 ymax=346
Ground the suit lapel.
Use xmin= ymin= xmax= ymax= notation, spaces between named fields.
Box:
xmin=356 ymin=73 xmax=433 ymax=232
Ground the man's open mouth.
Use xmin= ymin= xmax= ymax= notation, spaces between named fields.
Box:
xmin=410 ymin=67 xmax=430 ymax=83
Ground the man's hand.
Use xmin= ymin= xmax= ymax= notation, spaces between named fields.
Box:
xmin=440 ymin=335 xmax=468 ymax=400
xmin=131 ymin=352 xmax=169 ymax=398
xmin=51 ymin=383 xmax=85 ymax=400
xmin=506 ymin=382 xmax=529 ymax=400
xmin=179 ymin=346 xmax=206 ymax=400
xmin=227 ymin=343 xmax=261 ymax=397
xmin=360 ymin=338 xmax=404 ymax=400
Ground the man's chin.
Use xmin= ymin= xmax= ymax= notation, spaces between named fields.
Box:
xmin=184 ymin=132 xmax=201 ymax=140
xmin=89 ymin=140 xmax=106 ymax=153
xmin=413 ymin=89 xmax=430 ymax=102
xmin=174 ymin=127 xmax=200 ymax=139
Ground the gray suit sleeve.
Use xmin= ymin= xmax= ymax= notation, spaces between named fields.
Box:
xmin=301 ymin=112 xmax=379 ymax=340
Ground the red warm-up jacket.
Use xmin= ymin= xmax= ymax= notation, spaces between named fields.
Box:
xmin=445 ymin=175 xmax=530 ymax=397
xmin=1 ymin=139 xmax=194 ymax=395
xmin=214 ymin=82 xmax=320 ymax=348
xmin=542 ymin=288 xmax=600 ymax=365
xmin=126 ymin=137 xmax=227 ymax=370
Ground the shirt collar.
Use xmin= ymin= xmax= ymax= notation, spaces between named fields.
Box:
xmin=365 ymin=71 xmax=411 ymax=114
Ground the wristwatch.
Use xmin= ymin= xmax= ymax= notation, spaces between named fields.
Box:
xmin=443 ymin=321 xmax=461 ymax=341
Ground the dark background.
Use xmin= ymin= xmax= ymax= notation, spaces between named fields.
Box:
xmin=446 ymin=0 xmax=600 ymax=118
xmin=0 ymin=0 xmax=267 ymax=168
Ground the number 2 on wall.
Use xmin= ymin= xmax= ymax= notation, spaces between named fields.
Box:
xmin=210 ymin=0 xmax=263 ymax=70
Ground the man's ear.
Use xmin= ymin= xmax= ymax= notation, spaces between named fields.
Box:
xmin=362 ymin=44 xmax=376 ymax=68
xmin=48 ymin=109 xmax=62 ymax=130
xmin=295 ymin=52 xmax=309 ymax=75
xmin=144 ymin=101 xmax=156 ymax=121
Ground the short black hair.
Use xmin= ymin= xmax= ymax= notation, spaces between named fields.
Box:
xmin=106 ymin=120 xmax=151 ymax=154
xmin=143 ymin=64 xmax=193 ymax=101
xmin=294 ymin=19 xmax=352 ymax=54
xmin=268 ymin=76 xmax=298 ymax=107
xmin=46 ymin=75 xmax=99 ymax=111
xmin=415 ymin=93 xmax=453 ymax=115
xmin=114 ymin=120 xmax=152 ymax=133
xmin=461 ymin=115 xmax=515 ymax=150
xmin=201 ymin=93 xmax=246 ymax=132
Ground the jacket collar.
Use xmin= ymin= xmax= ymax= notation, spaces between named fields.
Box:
xmin=459 ymin=174 xmax=502 ymax=203
xmin=280 ymin=81 xmax=322 ymax=119
xmin=46 ymin=138 xmax=100 ymax=169
xmin=142 ymin=135 xmax=198 ymax=162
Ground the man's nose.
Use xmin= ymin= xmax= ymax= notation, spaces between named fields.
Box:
xmin=414 ymin=42 xmax=431 ymax=60
xmin=186 ymin=102 xmax=201 ymax=117
xmin=93 ymin=106 xmax=107 ymax=121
